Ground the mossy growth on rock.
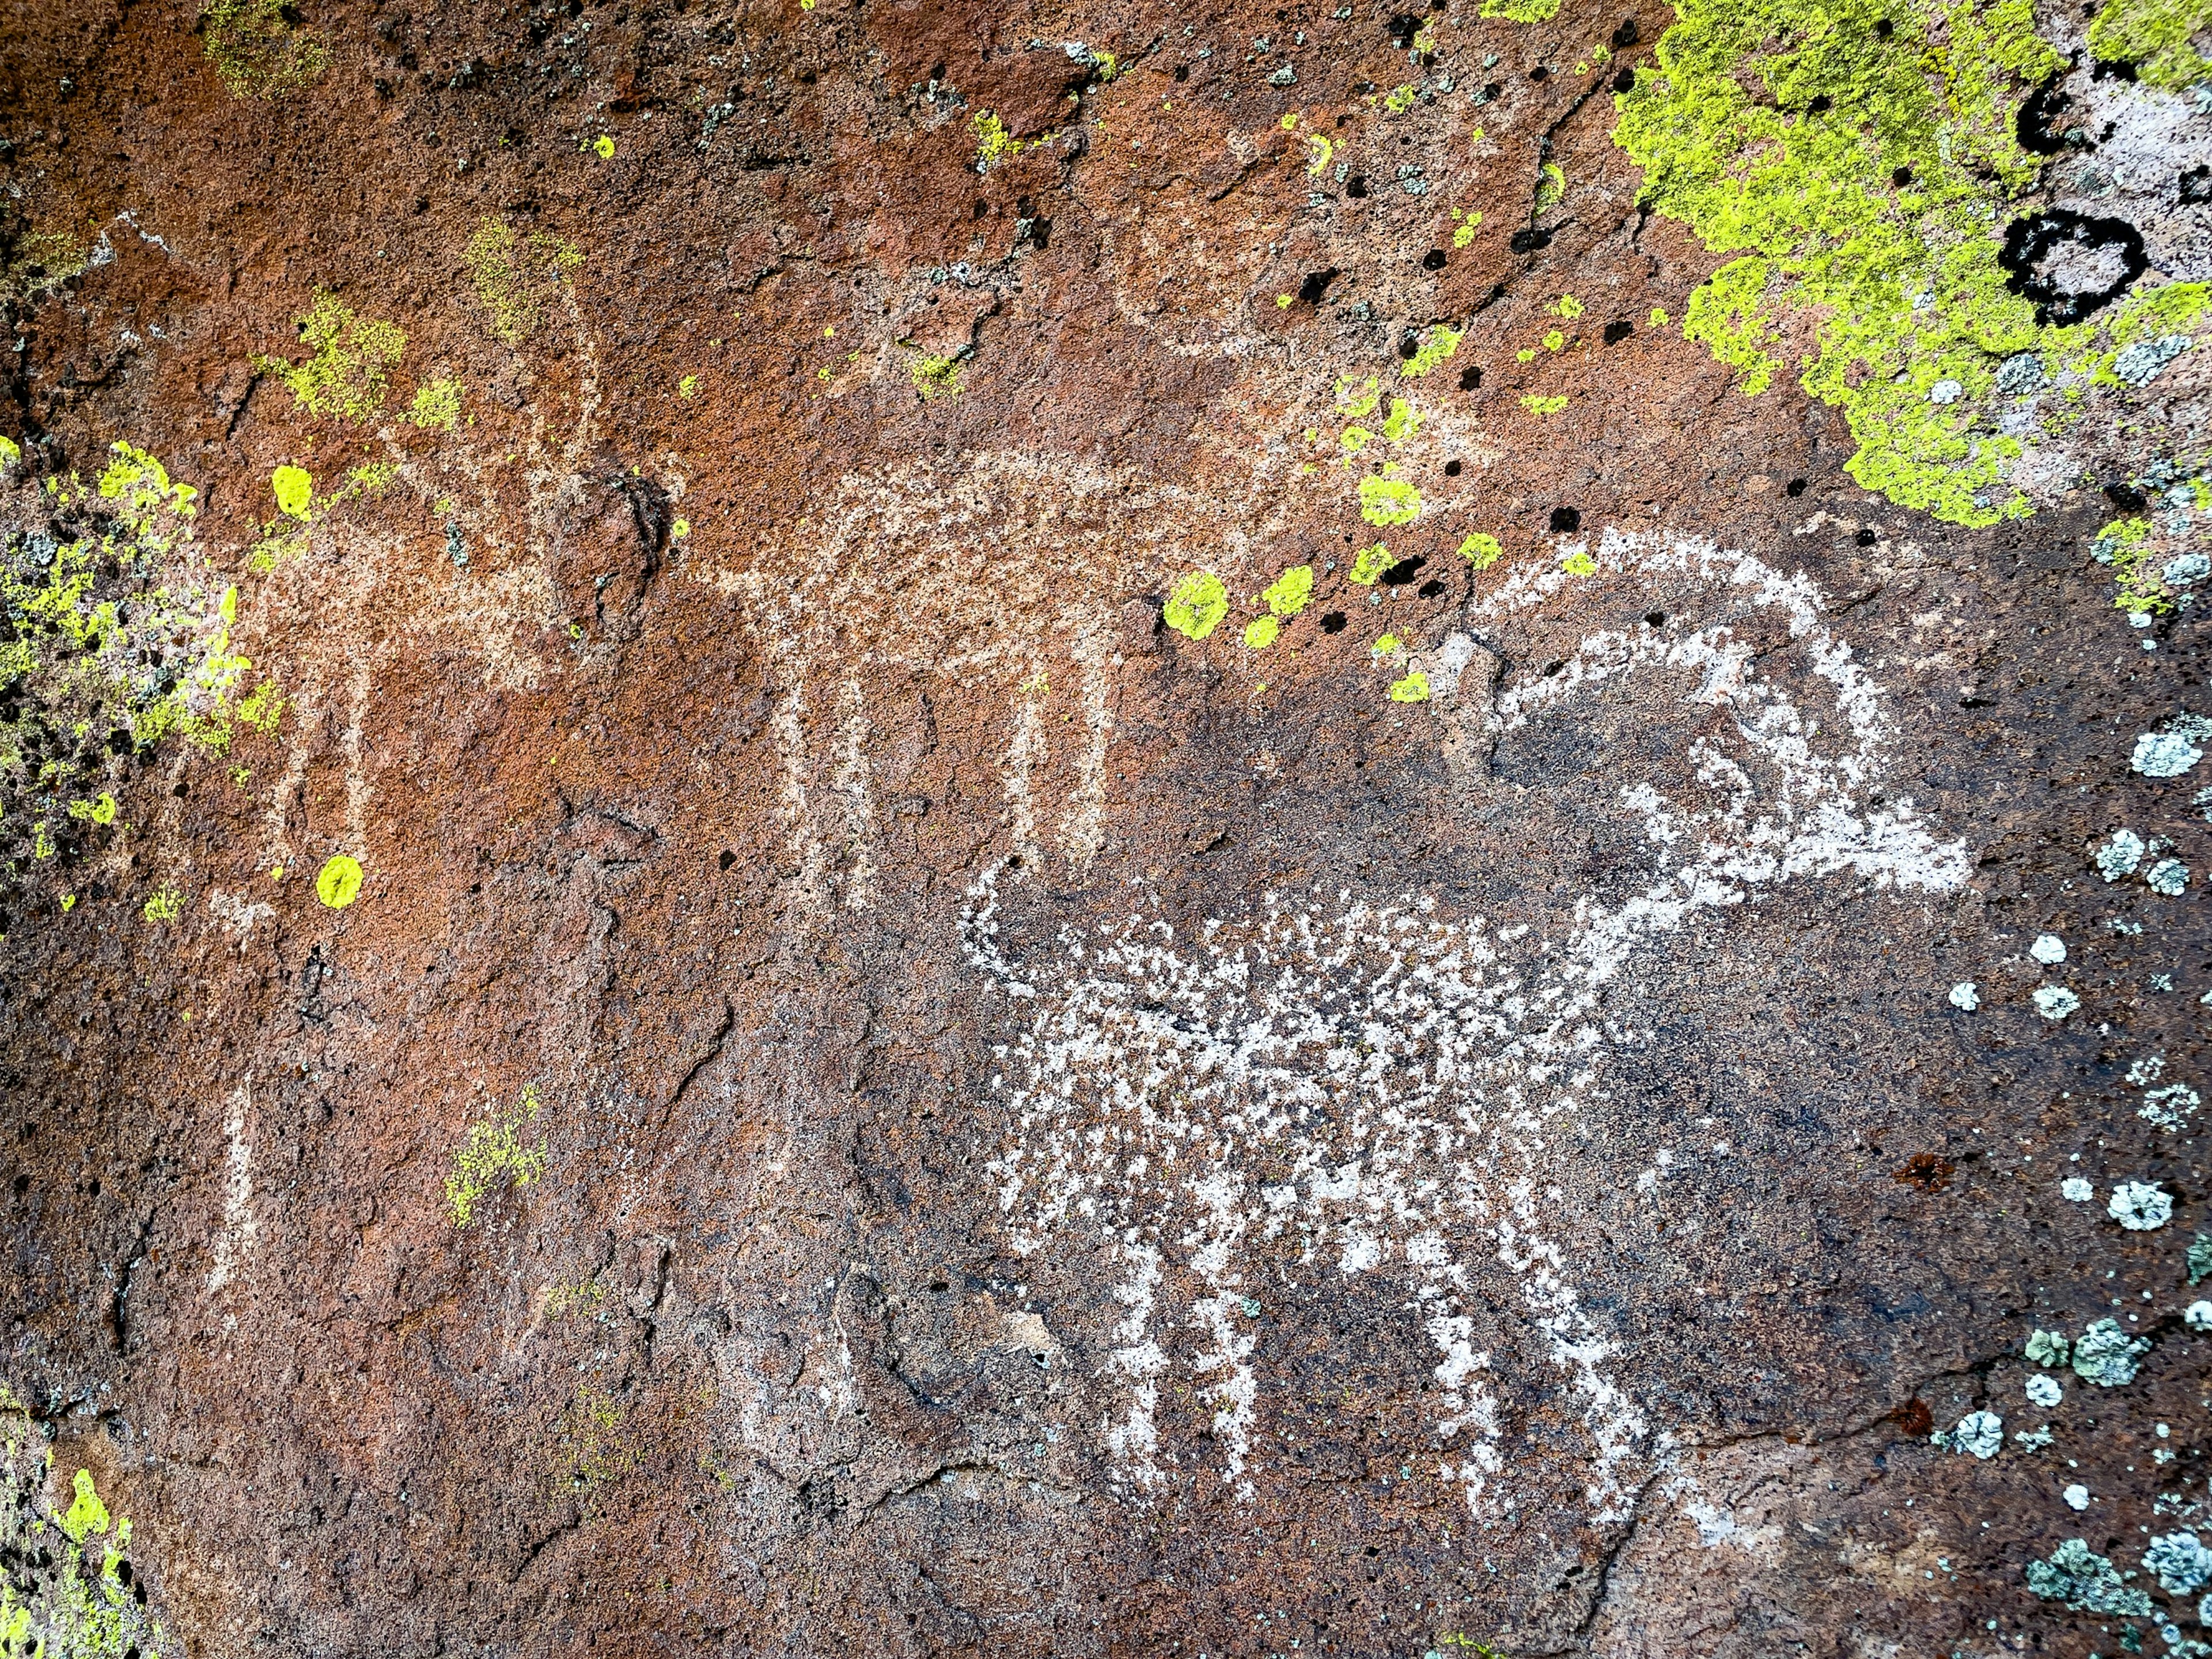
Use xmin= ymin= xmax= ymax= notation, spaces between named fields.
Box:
xmin=1613 ymin=0 xmax=2206 ymax=526
xmin=0 ymin=445 xmax=277 ymax=903
xmin=2088 ymin=0 xmax=2212 ymax=89
xmin=200 ymin=0 xmax=329 ymax=100
xmin=253 ymin=290 xmax=407 ymax=422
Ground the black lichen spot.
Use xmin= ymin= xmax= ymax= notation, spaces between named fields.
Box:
xmin=1399 ymin=335 xmax=1421 ymax=360
xmin=2183 ymin=166 xmax=2212 ymax=204
xmin=1854 ymin=527 xmax=1878 ymax=546
xmin=1645 ymin=610 xmax=1665 ymax=627
xmin=1602 ymin=319 xmax=1633 ymax=344
xmin=1346 ymin=173 xmax=1369 ymax=199
xmin=1612 ymin=65 xmax=1635 ymax=93
xmin=1459 ymin=365 xmax=1482 ymax=389
xmin=1298 ymin=268 xmax=1339 ymax=304
xmin=1417 ymin=578 xmax=1446 ymax=597
xmin=2000 ymin=207 xmax=2147 ymax=323
xmin=718 ymin=849 xmax=737 ymax=870
xmin=2016 ymin=82 xmax=2080 ymax=156
xmin=1444 ymin=459 xmax=1463 ymax=477
xmin=1611 ymin=18 xmax=1638 ymax=47
xmin=1548 ymin=506 xmax=1580 ymax=533
xmin=1381 ymin=555 xmax=1427 ymax=586
xmin=1529 ymin=65 xmax=1549 ymax=82
xmin=1422 ymin=248 xmax=1447 ymax=271
xmin=1509 ymin=226 xmax=1553 ymax=253
xmin=1807 ymin=93 xmax=1831 ymax=114
xmin=2105 ymin=479 xmax=2148 ymax=512
xmin=1891 ymin=165 xmax=1912 ymax=187
xmin=1786 ymin=477 xmax=1808 ymax=497
xmin=1173 ymin=63 xmax=1189 ymax=82
xmin=1320 ymin=611 xmax=1348 ymax=634
xmin=1873 ymin=17 xmax=1892 ymax=37
xmin=1389 ymin=12 xmax=1423 ymax=48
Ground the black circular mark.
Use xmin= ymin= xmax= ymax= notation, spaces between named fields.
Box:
xmin=1173 ymin=63 xmax=1189 ymax=82
xmin=1807 ymin=93 xmax=1832 ymax=114
xmin=1422 ymin=248 xmax=1447 ymax=270
xmin=1444 ymin=459 xmax=1463 ymax=477
xmin=1509 ymin=226 xmax=1554 ymax=253
xmin=1855 ymin=527 xmax=1878 ymax=546
xmin=1320 ymin=611 xmax=1349 ymax=634
xmin=2016 ymin=82 xmax=2081 ymax=156
xmin=1611 ymin=18 xmax=1639 ymax=47
xmin=2000 ymin=208 xmax=2147 ymax=323
xmin=1786 ymin=477 xmax=1808 ymax=497
xmin=1381 ymin=556 xmax=1428 ymax=586
xmin=1346 ymin=174 xmax=1369 ymax=199
xmin=1645 ymin=611 xmax=1666 ymax=627
xmin=1418 ymin=578 xmax=1446 ymax=597
xmin=1874 ymin=17 xmax=1892 ymax=37
xmin=1549 ymin=506 xmax=1581 ymax=533
xmin=2182 ymin=166 xmax=2212 ymax=204
xmin=1602 ymin=319 xmax=1633 ymax=344
xmin=1530 ymin=65 xmax=1549 ymax=82
xmin=1891 ymin=166 xmax=1912 ymax=187
xmin=719 ymin=849 xmax=737 ymax=870
xmin=1459 ymin=365 xmax=1482 ymax=390
xmin=1399 ymin=335 xmax=1422 ymax=359
xmin=1612 ymin=65 xmax=1636 ymax=93
xmin=1298 ymin=267 xmax=1339 ymax=304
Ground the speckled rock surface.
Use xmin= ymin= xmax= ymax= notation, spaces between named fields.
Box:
xmin=3 ymin=0 xmax=2211 ymax=1654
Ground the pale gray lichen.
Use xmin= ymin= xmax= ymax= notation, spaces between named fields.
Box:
xmin=2111 ymin=1180 xmax=2175 ymax=1231
xmin=2145 ymin=1532 xmax=2212 ymax=1597
xmin=2135 ymin=730 xmax=2205 ymax=778
xmin=2189 ymin=1232 xmax=2212 ymax=1286
xmin=2147 ymin=857 xmax=2190 ymax=895
xmin=2073 ymin=1317 xmax=2152 ymax=1387
xmin=2026 ymin=1538 xmax=2154 ymax=1616
xmin=1936 ymin=1408 xmax=2005 ymax=1459
xmin=2143 ymin=1084 xmax=2202 ymax=1131
xmin=2099 ymin=828 xmax=2148 ymax=880
xmin=1995 ymin=351 xmax=2044 ymax=394
xmin=2112 ymin=336 xmax=2192 ymax=387
xmin=2186 ymin=1301 xmax=2212 ymax=1331
xmin=2025 ymin=1373 xmax=2063 ymax=1408
xmin=2166 ymin=552 xmax=2212 ymax=588
xmin=2033 ymin=985 xmax=2081 ymax=1020
xmin=2031 ymin=933 xmax=2067 ymax=964
xmin=2026 ymin=1328 xmax=2073 ymax=1368
xmin=1949 ymin=980 xmax=1982 ymax=1010
xmin=2062 ymin=1177 xmax=2096 ymax=1203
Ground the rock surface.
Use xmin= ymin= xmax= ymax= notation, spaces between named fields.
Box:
xmin=2 ymin=0 xmax=2211 ymax=1654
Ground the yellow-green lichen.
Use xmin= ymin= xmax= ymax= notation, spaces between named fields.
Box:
xmin=315 ymin=854 xmax=362 ymax=909
xmin=200 ymin=0 xmax=329 ymax=99
xmin=974 ymin=111 xmax=1031 ymax=171
xmin=2094 ymin=516 xmax=2174 ymax=614
xmin=1262 ymin=564 xmax=1315 ymax=617
xmin=1358 ymin=475 xmax=1423 ymax=527
xmin=1389 ymin=671 xmax=1432 ymax=702
xmin=1482 ymin=0 xmax=1562 ymax=17
xmin=464 ymin=218 xmax=584 ymax=346
xmin=1244 ymin=615 xmax=1281 ymax=649
xmin=2 ymin=446 xmax=268 ymax=885
xmin=142 ymin=885 xmax=182 ymax=923
xmin=912 ymin=354 xmax=963 ymax=400
xmin=1335 ymin=374 xmax=1383 ymax=419
xmin=254 ymin=291 xmax=407 ymax=422
xmin=1520 ymin=393 xmax=1568 ymax=415
xmin=1349 ymin=542 xmax=1396 ymax=585
xmin=1164 ymin=570 xmax=1229 ymax=640
xmin=2088 ymin=0 xmax=2212 ymax=88
xmin=0 ymin=1414 xmax=175 ymax=1659
xmin=1561 ymin=549 xmax=1599 ymax=575
xmin=1610 ymin=0 xmax=2152 ymax=527
xmin=407 ymin=378 xmax=464 ymax=430
xmin=1459 ymin=532 xmax=1503 ymax=567
xmin=271 ymin=464 xmax=312 ymax=520
xmin=1401 ymin=327 xmax=1462 ymax=378
xmin=1381 ymin=397 xmax=1425 ymax=442
xmin=446 ymin=1083 xmax=548 ymax=1227
xmin=59 ymin=1472 xmax=108 ymax=1545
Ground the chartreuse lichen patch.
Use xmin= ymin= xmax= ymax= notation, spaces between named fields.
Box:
xmin=407 ymin=378 xmax=464 ymax=430
xmin=0 ymin=1392 xmax=177 ymax=1659
xmin=254 ymin=290 xmax=406 ymax=422
xmin=1358 ymin=475 xmax=1423 ymax=527
xmin=1164 ymin=571 xmax=1228 ymax=640
xmin=446 ymin=1084 xmax=548 ymax=1226
xmin=1 ymin=446 xmax=277 ymax=899
xmin=912 ymin=354 xmax=961 ymax=400
xmin=200 ymin=0 xmax=328 ymax=99
xmin=315 ymin=854 xmax=363 ymax=910
xmin=271 ymin=464 xmax=312 ymax=520
xmin=2088 ymin=0 xmax=2212 ymax=89
xmin=464 ymin=218 xmax=583 ymax=345
xmin=1613 ymin=0 xmax=2209 ymax=527
xmin=1460 ymin=532 xmax=1503 ymax=568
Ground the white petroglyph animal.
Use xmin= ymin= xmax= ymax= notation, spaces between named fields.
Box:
xmin=960 ymin=528 xmax=1969 ymax=1526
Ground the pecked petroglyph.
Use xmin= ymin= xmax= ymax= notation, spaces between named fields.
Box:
xmin=961 ymin=528 xmax=1971 ymax=1529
